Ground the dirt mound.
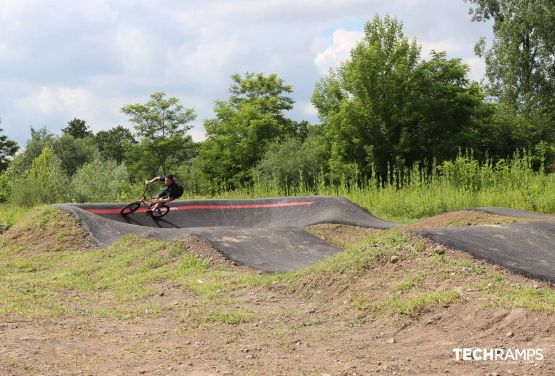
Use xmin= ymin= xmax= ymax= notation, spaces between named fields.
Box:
xmin=0 ymin=207 xmax=95 ymax=254
xmin=401 ymin=210 xmax=525 ymax=231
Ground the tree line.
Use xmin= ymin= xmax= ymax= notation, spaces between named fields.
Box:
xmin=1 ymin=7 xmax=553 ymax=203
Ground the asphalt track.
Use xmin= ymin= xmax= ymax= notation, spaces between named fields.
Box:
xmin=56 ymin=197 xmax=397 ymax=272
xmin=419 ymin=222 xmax=555 ymax=283
xmin=56 ymin=199 xmax=555 ymax=281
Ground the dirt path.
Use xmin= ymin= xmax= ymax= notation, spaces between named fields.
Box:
xmin=1 ymin=288 xmax=553 ymax=375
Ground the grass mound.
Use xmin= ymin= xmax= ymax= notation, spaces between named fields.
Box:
xmin=0 ymin=206 xmax=94 ymax=254
xmin=0 ymin=207 xmax=553 ymax=322
xmin=274 ymin=229 xmax=555 ymax=317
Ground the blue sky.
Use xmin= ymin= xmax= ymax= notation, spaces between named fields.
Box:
xmin=0 ymin=0 xmax=492 ymax=146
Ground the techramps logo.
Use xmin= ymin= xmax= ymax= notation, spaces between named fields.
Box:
xmin=453 ymin=347 xmax=544 ymax=364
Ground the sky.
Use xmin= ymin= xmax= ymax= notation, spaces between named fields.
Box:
xmin=0 ymin=0 xmax=492 ymax=147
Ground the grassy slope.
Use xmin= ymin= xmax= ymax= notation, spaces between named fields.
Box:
xmin=0 ymin=208 xmax=553 ymax=322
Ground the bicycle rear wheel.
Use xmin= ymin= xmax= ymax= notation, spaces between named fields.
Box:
xmin=120 ymin=202 xmax=140 ymax=216
xmin=151 ymin=204 xmax=170 ymax=218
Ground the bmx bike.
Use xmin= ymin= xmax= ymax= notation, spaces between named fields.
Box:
xmin=120 ymin=185 xmax=170 ymax=218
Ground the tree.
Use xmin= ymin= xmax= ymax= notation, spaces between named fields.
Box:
xmin=253 ymin=131 xmax=328 ymax=192
xmin=466 ymin=0 xmax=555 ymax=165
xmin=198 ymin=72 xmax=300 ymax=189
xmin=50 ymin=134 xmax=98 ymax=176
xmin=312 ymin=15 xmax=487 ymax=180
xmin=402 ymin=52 xmax=486 ymax=164
xmin=312 ymin=15 xmax=421 ymax=180
xmin=0 ymin=121 xmax=19 ymax=172
xmin=6 ymin=127 xmax=98 ymax=178
xmin=95 ymin=126 xmax=137 ymax=163
xmin=467 ymin=0 xmax=554 ymax=110
xmin=5 ymin=127 xmax=53 ymax=177
xmin=62 ymin=118 xmax=92 ymax=138
xmin=121 ymin=92 xmax=195 ymax=177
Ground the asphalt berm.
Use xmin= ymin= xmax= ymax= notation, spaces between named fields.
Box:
xmin=57 ymin=197 xmax=555 ymax=281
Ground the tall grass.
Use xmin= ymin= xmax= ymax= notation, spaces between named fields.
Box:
xmin=0 ymin=205 xmax=31 ymax=229
xmin=1 ymin=151 xmax=553 ymax=223
xmin=193 ymin=151 xmax=555 ymax=221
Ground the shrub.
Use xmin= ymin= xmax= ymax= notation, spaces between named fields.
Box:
xmin=71 ymin=158 xmax=130 ymax=203
xmin=9 ymin=147 xmax=69 ymax=205
xmin=0 ymin=173 xmax=10 ymax=203
xmin=252 ymin=136 xmax=328 ymax=193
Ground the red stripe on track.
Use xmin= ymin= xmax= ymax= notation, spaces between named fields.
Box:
xmin=85 ymin=201 xmax=314 ymax=215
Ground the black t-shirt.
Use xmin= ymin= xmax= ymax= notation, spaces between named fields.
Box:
xmin=158 ymin=176 xmax=183 ymax=199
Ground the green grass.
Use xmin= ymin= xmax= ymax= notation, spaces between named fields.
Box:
xmin=0 ymin=221 xmax=417 ymax=319
xmin=0 ymin=230 xmax=256 ymax=318
xmin=393 ymin=274 xmax=426 ymax=293
xmin=0 ymin=204 xmax=32 ymax=230
xmin=183 ymin=179 xmax=555 ymax=223
xmin=299 ymin=231 xmax=418 ymax=276
xmin=476 ymin=273 xmax=555 ymax=312
xmin=2 ymin=152 xmax=554 ymax=225
xmin=373 ymin=290 xmax=461 ymax=316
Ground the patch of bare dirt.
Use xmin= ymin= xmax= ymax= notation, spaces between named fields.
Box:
xmin=401 ymin=210 xmax=529 ymax=231
xmin=1 ymin=306 xmax=553 ymax=375
xmin=304 ymin=224 xmax=377 ymax=248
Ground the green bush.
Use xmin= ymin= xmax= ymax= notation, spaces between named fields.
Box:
xmin=0 ymin=173 xmax=10 ymax=203
xmin=71 ymin=158 xmax=130 ymax=203
xmin=9 ymin=147 xmax=70 ymax=205
xmin=177 ymin=158 xmax=213 ymax=196
xmin=252 ymin=136 xmax=328 ymax=194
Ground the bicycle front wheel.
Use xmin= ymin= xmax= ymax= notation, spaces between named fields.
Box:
xmin=120 ymin=202 xmax=140 ymax=216
xmin=151 ymin=205 xmax=170 ymax=218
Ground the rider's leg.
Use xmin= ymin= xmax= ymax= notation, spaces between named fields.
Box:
xmin=150 ymin=197 xmax=171 ymax=213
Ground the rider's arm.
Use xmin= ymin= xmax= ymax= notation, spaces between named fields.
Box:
xmin=145 ymin=176 xmax=163 ymax=185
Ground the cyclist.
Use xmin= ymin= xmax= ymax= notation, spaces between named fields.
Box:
xmin=145 ymin=174 xmax=184 ymax=212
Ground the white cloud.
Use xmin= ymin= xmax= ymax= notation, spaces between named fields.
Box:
xmin=116 ymin=28 xmax=155 ymax=75
xmin=0 ymin=0 xmax=490 ymax=146
xmin=465 ymin=56 xmax=486 ymax=83
xmin=177 ymin=0 xmax=371 ymax=26
xmin=420 ymin=40 xmax=464 ymax=58
xmin=24 ymin=86 xmax=93 ymax=116
xmin=78 ymin=0 xmax=118 ymax=23
xmin=189 ymin=126 xmax=206 ymax=142
xmin=34 ymin=87 xmax=59 ymax=114
xmin=300 ymin=102 xmax=318 ymax=117
xmin=0 ymin=0 xmax=29 ymax=20
xmin=58 ymin=87 xmax=94 ymax=113
xmin=165 ymin=37 xmax=245 ymax=87
xmin=0 ymin=41 xmax=7 ymax=56
xmin=314 ymin=29 xmax=364 ymax=74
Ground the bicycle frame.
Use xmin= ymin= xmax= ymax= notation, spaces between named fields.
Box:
xmin=120 ymin=184 xmax=170 ymax=218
